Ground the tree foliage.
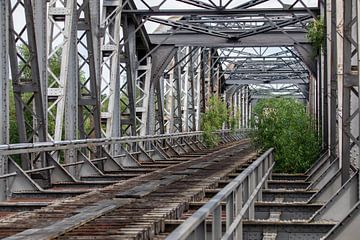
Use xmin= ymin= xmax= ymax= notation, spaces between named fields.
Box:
xmin=251 ymin=98 xmax=320 ymax=173
xmin=307 ymin=17 xmax=325 ymax=55
xmin=201 ymin=96 xmax=229 ymax=147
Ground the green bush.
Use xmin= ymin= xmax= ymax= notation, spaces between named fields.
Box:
xmin=251 ymin=98 xmax=320 ymax=173
xmin=307 ymin=17 xmax=325 ymax=55
xmin=201 ymin=96 xmax=228 ymax=147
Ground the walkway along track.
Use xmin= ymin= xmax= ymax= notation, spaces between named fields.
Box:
xmin=0 ymin=140 xmax=256 ymax=239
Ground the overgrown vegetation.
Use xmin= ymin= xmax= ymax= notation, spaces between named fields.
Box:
xmin=307 ymin=17 xmax=325 ymax=55
xmin=251 ymin=98 xmax=320 ymax=173
xmin=201 ymin=96 xmax=236 ymax=147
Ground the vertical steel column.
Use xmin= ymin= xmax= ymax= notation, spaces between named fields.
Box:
xmin=316 ymin=59 xmax=322 ymax=134
xmin=205 ymin=49 xmax=211 ymax=107
xmin=339 ymin=0 xmax=351 ymax=183
xmin=138 ymin=58 xmax=152 ymax=136
xmin=174 ymin=49 xmax=183 ymax=132
xmin=233 ymin=90 xmax=238 ymax=129
xmin=327 ymin=0 xmax=337 ymax=161
xmin=102 ymin=1 xmax=122 ymax=143
xmin=123 ymin=16 xmax=137 ymax=136
xmin=245 ymin=86 xmax=249 ymax=128
xmin=164 ymin=59 xmax=175 ymax=133
xmin=320 ymin=0 xmax=328 ymax=149
xmin=8 ymin=0 xmax=47 ymax=169
xmin=47 ymin=0 xmax=77 ymax=143
xmin=249 ymin=99 xmax=252 ymax=128
xmin=181 ymin=47 xmax=190 ymax=132
xmin=188 ymin=47 xmax=196 ymax=131
xmin=241 ymin=86 xmax=245 ymax=128
xmin=59 ymin=0 xmax=78 ymax=169
xmin=147 ymin=76 xmax=156 ymax=136
xmin=78 ymin=1 xmax=102 ymax=140
xmin=357 ymin=0 xmax=360 ymax=198
xmin=0 ymin=0 xmax=9 ymax=200
xmin=155 ymin=76 xmax=166 ymax=135
xmin=56 ymin=0 xmax=78 ymax=143
xmin=200 ymin=50 xmax=207 ymax=114
xmin=237 ymin=90 xmax=242 ymax=128
xmin=194 ymin=48 xmax=202 ymax=131
xmin=33 ymin=0 xmax=48 ymax=140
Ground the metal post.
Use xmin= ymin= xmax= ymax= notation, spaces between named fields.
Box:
xmin=226 ymin=193 xmax=234 ymax=231
xmin=235 ymin=184 xmax=243 ymax=240
xmin=0 ymin=0 xmax=9 ymax=200
xmin=32 ymin=0 xmax=48 ymax=141
xmin=102 ymin=1 xmax=122 ymax=153
xmin=244 ymin=86 xmax=249 ymax=128
xmin=320 ymin=0 xmax=328 ymax=149
xmin=327 ymin=0 xmax=337 ymax=161
xmin=165 ymin=59 xmax=175 ymax=133
xmin=195 ymin=48 xmax=202 ymax=131
xmin=241 ymin=87 xmax=245 ymax=128
xmin=8 ymin=0 xmax=48 ymax=169
xmin=139 ymin=58 xmax=152 ymax=136
xmin=123 ymin=16 xmax=137 ymax=136
xmin=189 ymin=47 xmax=196 ymax=131
xmin=174 ymin=49 xmax=183 ymax=132
xmin=79 ymin=1 xmax=102 ymax=140
xmin=238 ymin=91 xmax=241 ymax=128
xmin=249 ymin=172 xmax=255 ymax=220
xmin=339 ymin=0 xmax=351 ymax=184
xmin=59 ymin=0 xmax=78 ymax=171
xmin=213 ymin=205 xmax=222 ymax=240
xmin=357 ymin=0 xmax=360 ymax=198
xmin=182 ymin=47 xmax=190 ymax=132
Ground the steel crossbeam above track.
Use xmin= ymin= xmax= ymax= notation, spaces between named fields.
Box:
xmin=122 ymin=8 xmax=319 ymax=16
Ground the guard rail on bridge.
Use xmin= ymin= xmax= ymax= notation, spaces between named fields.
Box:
xmin=166 ymin=148 xmax=274 ymax=240
xmin=0 ymin=129 xmax=250 ymax=200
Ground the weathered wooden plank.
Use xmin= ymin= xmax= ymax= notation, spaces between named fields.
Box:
xmin=3 ymin=199 xmax=132 ymax=240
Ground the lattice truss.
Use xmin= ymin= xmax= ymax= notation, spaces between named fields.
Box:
xmin=47 ymin=0 xmax=103 ymax=143
xmin=220 ymin=47 xmax=309 ymax=97
xmin=133 ymin=0 xmax=317 ymax=38
xmin=0 ymin=0 xmax=317 ymax=161
xmin=161 ymin=44 xmax=228 ymax=134
xmin=328 ymin=0 xmax=360 ymax=174
xmin=132 ymin=0 xmax=316 ymax=128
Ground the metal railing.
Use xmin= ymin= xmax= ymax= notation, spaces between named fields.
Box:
xmin=166 ymin=148 xmax=274 ymax=240
xmin=0 ymin=129 xmax=250 ymax=200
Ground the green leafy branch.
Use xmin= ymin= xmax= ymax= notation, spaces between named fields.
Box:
xmin=307 ymin=17 xmax=325 ymax=55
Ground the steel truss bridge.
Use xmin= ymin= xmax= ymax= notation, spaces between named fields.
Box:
xmin=0 ymin=0 xmax=359 ymax=239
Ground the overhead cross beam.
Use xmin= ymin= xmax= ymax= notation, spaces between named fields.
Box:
xmin=122 ymin=8 xmax=319 ymax=16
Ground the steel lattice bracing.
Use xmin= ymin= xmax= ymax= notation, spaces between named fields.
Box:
xmin=324 ymin=0 xmax=359 ymax=184
xmin=0 ymin=0 xmax=317 ymax=193
xmin=0 ymin=0 xmax=350 ymax=222
xmin=1 ymin=0 xmax=360 ymax=239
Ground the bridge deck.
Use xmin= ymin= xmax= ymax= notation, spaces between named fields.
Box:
xmin=0 ymin=140 xmax=255 ymax=239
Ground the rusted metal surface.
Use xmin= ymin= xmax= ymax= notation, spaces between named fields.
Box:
xmin=0 ymin=140 xmax=255 ymax=239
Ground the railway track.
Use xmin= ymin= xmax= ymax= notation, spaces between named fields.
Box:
xmin=0 ymin=140 xmax=256 ymax=239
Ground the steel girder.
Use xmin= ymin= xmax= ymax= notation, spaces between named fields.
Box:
xmin=101 ymin=0 xmax=123 ymax=142
xmin=149 ymin=32 xmax=310 ymax=47
xmin=0 ymin=0 xmax=9 ymax=201
xmin=141 ymin=0 xmax=316 ymax=108
xmin=0 ymin=0 xmax=316 ymax=164
xmin=47 ymin=0 xmax=103 ymax=168
xmin=331 ymin=0 xmax=360 ymax=184
xmin=8 ymin=0 xmax=48 ymax=169
xmin=217 ymin=46 xmax=310 ymax=101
